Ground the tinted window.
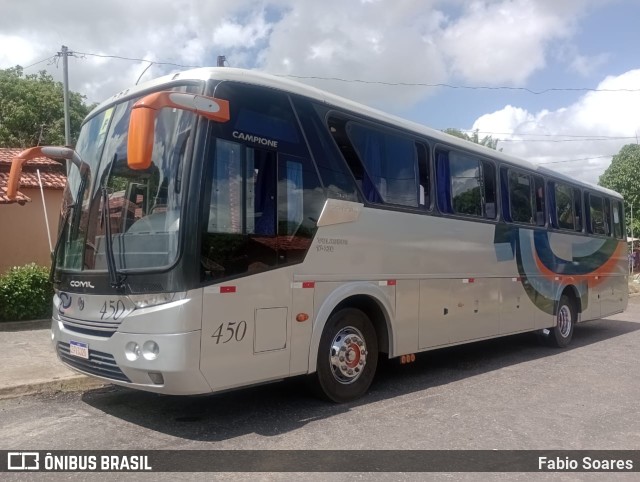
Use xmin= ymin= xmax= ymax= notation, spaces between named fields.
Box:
xmin=612 ymin=200 xmax=623 ymax=239
xmin=451 ymin=154 xmax=482 ymax=216
xmin=589 ymin=194 xmax=606 ymax=235
xmin=436 ymin=150 xmax=496 ymax=219
xmin=573 ymin=188 xmax=583 ymax=232
xmin=555 ymin=183 xmax=574 ymax=230
xmin=417 ymin=143 xmax=431 ymax=209
xmin=347 ymin=123 xmax=418 ymax=207
xmin=509 ymin=171 xmax=533 ymax=224
xmin=293 ymin=99 xmax=359 ymax=202
xmin=201 ymin=139 xmax=323 ymax=281
xmin=277 ymin=154 xmax=325 ymax=264
xmin=214 ymin=82 xmax=302 ymax=153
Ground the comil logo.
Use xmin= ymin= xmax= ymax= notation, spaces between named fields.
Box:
xmin=8 ymin=452 xmax=39 ymax=471
xmin=70 ymin=281 xmax=95 ymax=289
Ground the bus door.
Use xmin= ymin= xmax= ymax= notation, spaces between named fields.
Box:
xmin=199 ymin=140 xmax=293 ymax=390
xmin=199 ymin=140 xmax=323 ymax=390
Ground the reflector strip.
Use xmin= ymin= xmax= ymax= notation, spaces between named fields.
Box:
xmin=462 ymin=278 xmax=475 ymax=284
xmin=291 ymin=282 xmax=315 ymax=289
xmin=378 ymin=280 xmax=397 ymax=286
xmin=555 ymin=276 xmax=561 ymax=281
xmin=210 ymin=286 xmax=236 ymax=294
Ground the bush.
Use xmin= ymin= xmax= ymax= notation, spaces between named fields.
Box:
xmin=0 ymin=263 xmax=53 ymax=322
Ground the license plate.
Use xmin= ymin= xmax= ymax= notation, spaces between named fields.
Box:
xmin=69 ymin=340 xmax=89 ymax=359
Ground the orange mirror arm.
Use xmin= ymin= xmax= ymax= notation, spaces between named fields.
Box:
xmin=127 ymin=91 xmax=230 ymax=170
xmin=5 ymin=146 xmax=46 ymax=200
xmin=132 ymin=91 xmax=230 ymax=122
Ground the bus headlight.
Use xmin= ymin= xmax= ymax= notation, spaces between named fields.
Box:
xmin=142 ymin=340 xmax=159 ymax=360
xmin=129 ymin=292 xmax=185 ymax=309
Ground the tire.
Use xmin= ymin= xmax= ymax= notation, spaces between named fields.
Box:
xmin=312 ymin=308 xmax=379 ymax=403
xmin=546 ymin=294 xmax=575 ymax=348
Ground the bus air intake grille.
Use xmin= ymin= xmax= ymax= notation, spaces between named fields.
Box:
xmin=57 ymin=342 xmax=131 ymax=383
xmin=60 ymin=316 xmax=120 ymax=338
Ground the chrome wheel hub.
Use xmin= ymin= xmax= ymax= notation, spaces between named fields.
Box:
xmin=330 ymin=326 xmax=367 ymax=384
xmin=557 ymin=305 xmax=572 ymax=338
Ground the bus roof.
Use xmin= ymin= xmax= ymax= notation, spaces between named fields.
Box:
xmin=91 ymin=67 xmax=622 ymax=200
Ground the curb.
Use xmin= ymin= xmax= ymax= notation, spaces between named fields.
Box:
xmin=0 ymin=319 xmax=50 ymax=332
xmin=0 ymin=375 xmax=107 ymax=400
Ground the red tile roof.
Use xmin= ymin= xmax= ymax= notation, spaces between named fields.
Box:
xmin=0 ymin=147 xmax=67 ymax=204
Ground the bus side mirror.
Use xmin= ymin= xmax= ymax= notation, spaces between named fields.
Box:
xmin=127 ymin=91 xmax=230 ymax=170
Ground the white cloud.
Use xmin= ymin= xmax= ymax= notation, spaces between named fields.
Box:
xmin=439 ymin=0 xmax=579 ymax=84
xmin=0 ymin=0 xmax=621 ymax=131
xmin=569 ymin=53 xmax=610 ymax=77
xmin=259 ymin=0 xmax=448 ymax=109
xmin=212 ymin=15 xmax=272 ymax=49
xmin=472 ymin=70 xmax=640 ymax=184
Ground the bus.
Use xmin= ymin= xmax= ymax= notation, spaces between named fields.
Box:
xmin=7 ymin=68 xmax=628 ymax=403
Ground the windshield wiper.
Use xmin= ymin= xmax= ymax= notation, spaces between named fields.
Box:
xmin=45 ymin=147 xmax=90 ymax=284
xmin=50 ymin=203 xmax=74 ymax=284
xmin=101 ymin=157 xmax=126 ymax=290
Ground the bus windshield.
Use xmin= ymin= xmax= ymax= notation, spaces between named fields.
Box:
xmin=54 ymin=83 xmax=201 ymax=273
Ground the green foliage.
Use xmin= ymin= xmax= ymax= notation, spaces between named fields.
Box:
xmin=0 ymin=264 xmax=53 ymax=322
xmin=598 ymin=144 xmax=640 ymax=237
xmin=0 ymin=66 xmax=94 ymax=147
xmin=443 ymin=128 xmax=502 ymax=151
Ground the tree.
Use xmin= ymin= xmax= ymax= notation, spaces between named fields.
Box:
xmin=598 ymin=144 xmax=640 ymax=238
xmin=443 ymin=128 xmax=501 ymax=150
xmin=0 ymin=66 xmax=94 ymax=147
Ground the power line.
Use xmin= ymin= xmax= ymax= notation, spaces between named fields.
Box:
xmin=24 ymin=49 xmax=639 ymax=95
xmin=21 ymin=55 xmax=57 ymax=70
xmin=276 ymin=74 xmax=640 ymax=94
xmin=73 ymin=51 xmax=200 ymax=69
xmin=459 ymin=131 xmax=637 ymax=140
xmin=537 ymin=155 xmax=615 ymax=165
xmin=498 ymin=137 xmax=633 ymax=143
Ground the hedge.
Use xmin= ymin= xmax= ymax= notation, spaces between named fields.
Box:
xmin=0 ymin=263 xmax=53 ymax=322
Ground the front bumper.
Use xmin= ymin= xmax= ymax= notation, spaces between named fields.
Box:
xmin=51 ymin=318 xmax=212 ymax=395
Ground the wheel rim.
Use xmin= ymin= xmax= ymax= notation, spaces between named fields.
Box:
xmin=329 ymin=326 xmax=368 ymax=384
xmin=557 ymin=305 xmax=572 ymax=338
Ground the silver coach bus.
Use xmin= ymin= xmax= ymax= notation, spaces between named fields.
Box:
xmin=7 ymin=68 xmax=628 ymax=402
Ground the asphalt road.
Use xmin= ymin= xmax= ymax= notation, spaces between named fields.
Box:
xmin=2 ymin=298 xmax=640 ymax=479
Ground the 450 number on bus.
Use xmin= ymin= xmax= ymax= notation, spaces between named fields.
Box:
xmin=212 ymin=321 xmax=247 ymax=344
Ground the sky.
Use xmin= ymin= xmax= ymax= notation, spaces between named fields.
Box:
xmin=1 ymin=0 xmax=639 ymax=185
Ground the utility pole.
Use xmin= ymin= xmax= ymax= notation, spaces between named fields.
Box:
xmin=58 ymin=45 xmax=73 ymax=146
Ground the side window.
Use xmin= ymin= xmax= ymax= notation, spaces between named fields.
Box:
xmin=555 ymin=183 xmax=574 ymax=230
xmin=588 ymin=194 xmax=606 ymax=235
xmin=604 ymin=198 xmax=612 ymax=237
xmin=509 ymin=170 xmax=533 ymax=224
xmin=416 ymin=143 xmax=431 ymax=209
xmin=277 ymin=154 xmax=325 ymax=265
xmin=201 ymin=140 xmax=324 ymax=281
xmin=612 ymin=200 xmax=623 ymax=239
xmin=436 ymin=149 xmax=496 ymax=219
xmin=346 ymin=123 xmax=419 ymax=207
xmin=451 ymin=154 xmax=482 ymax=216
xmin=293 ymin=99 xmax=359 ymax=202
xmin=573 ymin=188 xmax=583 ymax=232
xmin=533 ymin=176 xmax=545 ymax=226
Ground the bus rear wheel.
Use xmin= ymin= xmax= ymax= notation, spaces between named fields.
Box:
xmin=545 ymin=294 xmax=575 ymax=348
xmin=313 ymin=308 xmax=378 ymax=403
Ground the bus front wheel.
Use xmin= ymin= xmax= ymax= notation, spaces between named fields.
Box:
xmin=313 ymin=308 xmax=378 ymax=403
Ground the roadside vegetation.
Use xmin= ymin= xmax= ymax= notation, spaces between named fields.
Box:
xmin=0 ymin=263 xmax=52 ymax=322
